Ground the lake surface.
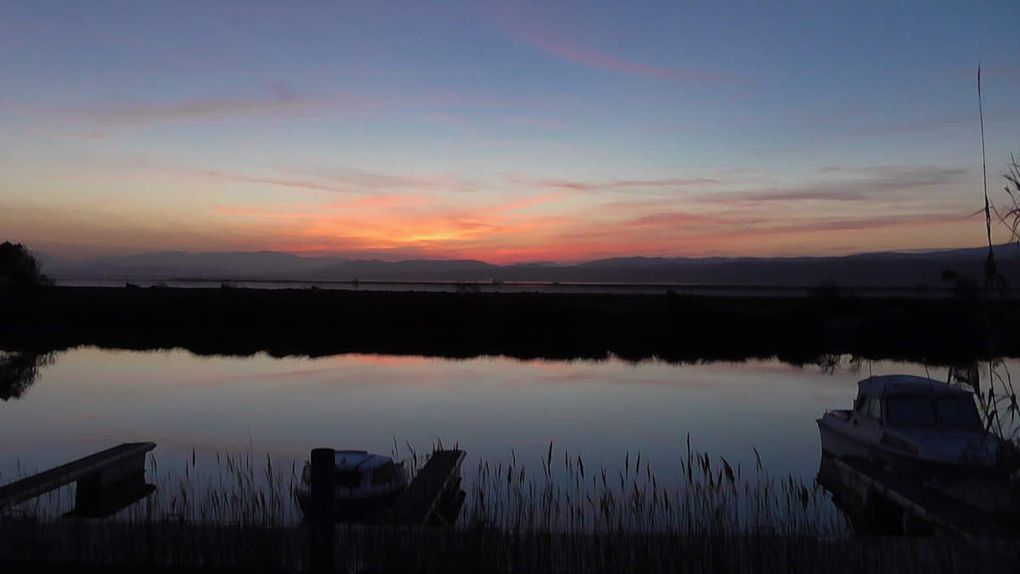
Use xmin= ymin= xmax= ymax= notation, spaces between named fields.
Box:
xmin=3 ymin=348 xmax=997 ymax=494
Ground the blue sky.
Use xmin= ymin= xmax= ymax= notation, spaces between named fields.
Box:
xmin=1 ymin=1 xmax=1018 ymax=261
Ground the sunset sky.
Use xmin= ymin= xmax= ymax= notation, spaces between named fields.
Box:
xmin=2 ymin=1 xmax=1019 ymax=263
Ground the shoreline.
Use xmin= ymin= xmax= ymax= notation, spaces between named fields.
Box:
xmin=1 ymin=286 xmax=1016 ymax=365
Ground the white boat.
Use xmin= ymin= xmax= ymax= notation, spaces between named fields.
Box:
xmin=295 ymin=450 xmax=409 ymax=520
xmin=817 ymin=375 xmax=1009 ymax=478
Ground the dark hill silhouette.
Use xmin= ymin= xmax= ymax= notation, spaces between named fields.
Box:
xmin=39 ymin=244 xmax=1020 ymax=287
xmin=84 ymin=250 xmax=338 ymax=279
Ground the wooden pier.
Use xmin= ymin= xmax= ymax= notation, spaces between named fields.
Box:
xmin=0 ymin=442 xmax=156 ymax=517
xmin=307 ymin=448 xmax=466 ymax=573
xmin=385 ymin=449 xmax=466 ymax=526
xmin=817 ymin=453 xmax=1020 ymax=539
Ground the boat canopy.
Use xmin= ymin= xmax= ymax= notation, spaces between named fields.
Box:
xmin=334 ymin=450 xmax=393 ymax=471
xmin=858 ymin=375 xmax=973 ymax=398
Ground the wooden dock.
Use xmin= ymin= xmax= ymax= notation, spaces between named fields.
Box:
xmin=306 ymin=448 xmax=466 ymax=572
xmin=305 ymin=448 xmax=467 ymax=528
xmin=385 ymin=449 xmax=466 ymax=526
xmin=817 ymin=453 xmax=1020 ymax=539
xmin=0 ymin=442 xmax=156 ymax=516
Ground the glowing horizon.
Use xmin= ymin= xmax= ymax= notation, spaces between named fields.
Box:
xmin=2 ymin=2 xmax=1019 ymax=264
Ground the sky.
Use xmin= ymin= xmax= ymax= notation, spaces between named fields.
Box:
xmin=1 ymin=1 xmax=1019 ymax=263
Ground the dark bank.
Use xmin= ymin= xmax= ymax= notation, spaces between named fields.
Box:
xmin=2 ymin=285 xmax=1018 ymax=365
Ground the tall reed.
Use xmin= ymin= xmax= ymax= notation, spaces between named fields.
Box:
xmin=2 ymin=445 xmax=1019 ymax=572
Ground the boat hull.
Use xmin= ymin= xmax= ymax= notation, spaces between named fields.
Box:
xmin=818 ymin=416 xmax=1007 ymax=480
xmin=297 ymin=489 xmax=404 ymax=522
xmin=871 ymin=445 xmax=1009 ymax=481
xmin=817 ymin=417 xmax=871 ymax=461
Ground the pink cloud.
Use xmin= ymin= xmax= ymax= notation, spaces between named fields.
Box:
xmin=180 ymin=166 xmax=480 ymax=195
xmin=526 ymin=176 xmax=719 ymax=192
xmin=622 ymin=212 xmax=736 ymax=228
xmin=736 ymin=213 xmax=967 ymax=237
xmin=476 ymin=192 xmax=572 ymax=215
xmin=511 ymin=26 xmax=723 ymax=83
xmin=200 ymin=170 xmax=361 ymax=195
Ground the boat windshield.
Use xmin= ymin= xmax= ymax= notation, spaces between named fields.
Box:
xmin=936 ymin=397 xmax=983 ymax=430
xmin=884 ymin=397 xmax=936 ymax=427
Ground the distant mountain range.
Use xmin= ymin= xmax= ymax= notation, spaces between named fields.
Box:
xmin=39 ymin=245 xmax=1020 ymax=287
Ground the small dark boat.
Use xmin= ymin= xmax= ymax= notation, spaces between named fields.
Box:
xmin=817 ymin=375 xmax=1011 ymax=479
xmin=295 ymin=450 xmax=409 ymax=521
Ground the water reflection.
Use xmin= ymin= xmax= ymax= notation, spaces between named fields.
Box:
xmin=2 ymin=348 xmax=1018 ymax=529
xmin=0 ymin=350 xmax=53 ymax=401
xmin=1 ymin=349 xmax=1002 ymax=476
xmin=816 ymin=452 xmax=922 ymax=536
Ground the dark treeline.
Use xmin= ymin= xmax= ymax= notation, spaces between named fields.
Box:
xmin=1 ymin=287 xmax=1017 ymax=365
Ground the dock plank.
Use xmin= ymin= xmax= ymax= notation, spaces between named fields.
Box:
xmin=386 ymin=449 xmax=465 ymax=526
xmin=832 ymin=457 xmax=1015 ymax=539
xmin=0 ymin=442 xmax=156 ymax=509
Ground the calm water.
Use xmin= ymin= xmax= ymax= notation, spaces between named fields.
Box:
xmin=1 ymin=347 xmax=995 ymax=490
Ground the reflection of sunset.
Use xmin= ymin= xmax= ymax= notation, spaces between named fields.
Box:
xmin=7 ymin=347 xmax=990 ymax=488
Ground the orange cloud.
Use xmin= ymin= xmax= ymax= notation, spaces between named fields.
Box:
xmin=8 ymin=156 xmax=983 ymax=264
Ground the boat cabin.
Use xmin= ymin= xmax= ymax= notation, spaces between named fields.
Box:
xmin=853 ymin=375 xmax=983 ymax=431
xmin=300 ymin=450 xmax=405 ymax=491
xmin=819 ymin=375 xmax=1004 ymax=477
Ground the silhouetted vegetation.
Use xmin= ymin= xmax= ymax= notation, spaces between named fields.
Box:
xmin=998 ymin=154 xmax=1020 ymax=244
xmin=942 ymin=269 xmax=982 ymax=299
xmin=810 ymin=278 xmax=845 ymax=303
xmin=0 ymin=242 xmax=50 ymax=290
xmin=1 ymin=287 xmax=1017 ymax=366
xmin=3 ymin=447 xmax=1020 ymax=572
xmin=0 ymin=351 xmax=52 ymax=401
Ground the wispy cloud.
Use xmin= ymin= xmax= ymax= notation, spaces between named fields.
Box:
xmin=198 ymin=170 xmax=362 ymax=195
xmin=201 ymin=168 xmax=717 ymax=197
xmin=50 ymin=130 xmax=108 ymax=142
xmin=182 ymin=166 xmax=481 ymax=195
xmin=730 ymin=213 xmax=967 ymax=237
xmin=523 ymin=176 xmax=720 ymax=192
xmin=507 ymin=116 xmax=566 ymax=130
xmin=73 ymin=86 xmax=393 ymax=127
xmin=622 ymin=212 xmax=744 ymax=228
xmin=845 ymin=110 xmax=1020 ymax=137
xmin=188 ymin=162 xmax=973 ymax=261
xmin=702 ymin=166 xmax=967 ymax=205
xmin=312 ymin=168 xmax=481 ymax=194
xmin=538 ymin=209 xmax=970 ymax=262
xmin=513 ymin=26 xmax=722 ymax=83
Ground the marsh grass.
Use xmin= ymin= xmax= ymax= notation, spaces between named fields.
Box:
xmin=3 ymin=443 xmax=1020 ymax=572
xmin=463 ymin=439 xmax=841 ymax=539
xmin=1000 ymin=155 xmax=1020 ymax=242
xmin=949 ymin=361 xmax=1020 ymax=447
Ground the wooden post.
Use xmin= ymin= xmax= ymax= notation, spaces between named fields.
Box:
xmin=309 ymin=448 xmax=335 ymax=573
